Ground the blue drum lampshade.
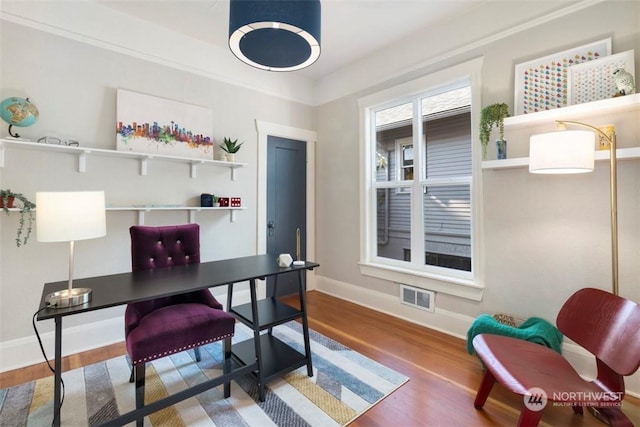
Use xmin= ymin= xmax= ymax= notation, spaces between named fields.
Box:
xmin=229 ymin=0 xmax=321 ymax=72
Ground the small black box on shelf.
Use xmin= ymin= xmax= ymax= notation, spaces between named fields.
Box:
xmin=200 ymin=193 xmax=213 ymax=207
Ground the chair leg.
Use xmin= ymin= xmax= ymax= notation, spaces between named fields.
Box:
xmin=474 ymin=369 xmax=496 ymax=409
xmin=517 ymin=407 xmax=544 ymax=427
xmin=134 ymin=363 xmax=146 ymax=427
xmin=194 ymin=346 xmax=201 ymax=362
xmin=223 ymin=336 xmax=231 ymax=398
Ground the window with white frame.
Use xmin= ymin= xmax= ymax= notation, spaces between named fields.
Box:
xmin=359 ymin=59 xmax=483 ymax=299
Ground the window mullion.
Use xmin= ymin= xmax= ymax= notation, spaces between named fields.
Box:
xmin=366 ymin=106 xmax=378 ymax=263
xmin=410 ymin=99 xmax=424 ymax=266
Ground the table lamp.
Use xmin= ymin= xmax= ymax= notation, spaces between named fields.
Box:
xmin=36 ymin=191 xmax=107 ymax=308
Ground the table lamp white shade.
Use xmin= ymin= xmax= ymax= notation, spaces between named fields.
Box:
xmin=36 ymin=191 xmax=106 ymax=242
xmin=36 ymin=191 xmax=106 ymax=308
xmin=529 ymin=130 xmax=595 ymax=174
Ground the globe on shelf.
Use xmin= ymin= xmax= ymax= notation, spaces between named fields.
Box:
xmin=0 ymin=97 xmax=39 ymax=139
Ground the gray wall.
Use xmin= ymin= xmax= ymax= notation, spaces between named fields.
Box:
xmin=0 ymin=21 xmax=314 ymax=352
xmin=315 ymin=1 xmax=640 ymax=323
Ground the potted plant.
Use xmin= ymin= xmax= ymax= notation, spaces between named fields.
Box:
xmin=212 ymin=194 xmax=220 ymax=207
xmin=220 ymin=137 xmax=243 ymax=162
xmin=479 ymin=103 xmax=510 ymax=160
xmin=1 ymin=189 xmax=36 ymax=247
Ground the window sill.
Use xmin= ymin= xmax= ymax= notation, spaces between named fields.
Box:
xmin=358 ymin=262 xmax=484 ymax=301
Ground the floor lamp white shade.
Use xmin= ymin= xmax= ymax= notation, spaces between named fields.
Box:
xmin=529 ymin=123 xmax=620 ymax=297
xmin=529 ymin=130 xmax=595 ymax=174
xmin=36 ymin=191 xmax=107 ymax=308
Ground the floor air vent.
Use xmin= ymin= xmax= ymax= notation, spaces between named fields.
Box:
xmin=400 ymin=285 xmax=435 ymax=312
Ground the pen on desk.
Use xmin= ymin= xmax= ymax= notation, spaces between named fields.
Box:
xmin=294 ymin=228 xmax=305 ymax=265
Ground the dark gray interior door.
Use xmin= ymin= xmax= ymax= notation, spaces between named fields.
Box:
xmin=267 ymin=135 xmax=306 ymax=296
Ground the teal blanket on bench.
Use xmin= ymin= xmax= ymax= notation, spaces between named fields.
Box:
xmin=466 ymin=314 xmax=563 ymax=355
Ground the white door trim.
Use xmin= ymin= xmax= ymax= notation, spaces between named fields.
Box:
xmin=254 ymin=120 xmax=317 ymax=289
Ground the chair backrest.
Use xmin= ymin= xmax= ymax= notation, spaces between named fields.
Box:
xmin=556 ymin=287 xmax=640 ymax=376
xmin=127 ymin=224 xmax=201 ymax=328
xmin=130 ymin=224 xmax=200 ymax=271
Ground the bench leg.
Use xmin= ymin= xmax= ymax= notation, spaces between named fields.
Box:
xmin=474 ymin=369 xmax=496 ymax=409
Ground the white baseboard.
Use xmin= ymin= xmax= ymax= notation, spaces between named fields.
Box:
xmin=1 ymin=316 xmax=125 ymax=373
xmin=0 ymin=287 xmax=257 ymax=373
xmin=314 ymin=275 xmax=640 ymax=398
xmin=315 ymin=274 xmax=475 ymax=339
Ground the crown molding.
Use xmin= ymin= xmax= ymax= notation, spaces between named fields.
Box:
xmin=0 ymin=1 xmax=315 ymax=106
xmin=314 ymin=0 xmax=608 ymax=105
xmin=0 ymin=0 xmax=610 ymax=107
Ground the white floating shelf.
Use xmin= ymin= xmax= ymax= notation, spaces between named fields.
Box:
xmin=483 ymin=147 xmax=640 ymax=170
xmin=0 ymin=138 xmax=247 ymax=180
xmin=482 ymin=94 xmax=640 ymax=170
xmin=4 ymin=206 xmax=247 ymax=223
xmin=503 ymin=93 xmax=640 ymax=129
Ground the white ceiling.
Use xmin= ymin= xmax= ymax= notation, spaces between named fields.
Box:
xmin=97 ymin=0 xmax=483 ymax=80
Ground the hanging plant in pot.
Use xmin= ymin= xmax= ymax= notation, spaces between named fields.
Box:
xmin=479 ymin=103 xmax=510 ymax=160
xmin=220 ymin=137 xmax=244 ymax=162
xmin=0 ymin=189 xmax=36 ymax=247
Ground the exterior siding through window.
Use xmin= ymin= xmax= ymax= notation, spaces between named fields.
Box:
xmin=373 ymin=86 xmax=471 ymax=272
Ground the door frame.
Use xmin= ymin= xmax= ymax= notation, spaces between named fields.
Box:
xmin=255 ymin=120 xmax=317 ymax=290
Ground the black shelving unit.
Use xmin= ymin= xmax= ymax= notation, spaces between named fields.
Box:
xmin=227 ymin=260 xmax=317 ymax=401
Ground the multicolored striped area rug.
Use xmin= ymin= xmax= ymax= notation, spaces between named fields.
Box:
xmin=0 ymin=321 xmax=408 ymax=426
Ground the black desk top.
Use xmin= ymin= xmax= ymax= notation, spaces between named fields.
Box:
xmin=37 ymin=254 xmax=319 ymax=321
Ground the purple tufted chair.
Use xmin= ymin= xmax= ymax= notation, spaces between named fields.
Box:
xmin=125 ymin=224 xmax=235 ymax=425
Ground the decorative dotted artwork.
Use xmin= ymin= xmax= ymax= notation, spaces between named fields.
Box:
xmin=567 ymin=50 xmax=635 ymax=105
xmin=514 ymin=39 xmax=611 ymax=115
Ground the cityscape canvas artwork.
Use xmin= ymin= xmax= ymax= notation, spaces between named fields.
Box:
xmin=116 ymin=89 xmax=214 ymax=160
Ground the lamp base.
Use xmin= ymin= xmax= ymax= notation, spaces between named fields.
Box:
xmin=45 ymin=288 xmax=92 ymax=308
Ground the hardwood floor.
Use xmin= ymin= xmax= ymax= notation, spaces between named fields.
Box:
xmin=2 ymin=290 xmax=639 ymax=426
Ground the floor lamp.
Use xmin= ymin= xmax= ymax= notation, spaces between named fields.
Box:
xmin=529 ymin=121 xmax=618 ymax=296
xmin=36 ymin=191 xmax=107 ymax=308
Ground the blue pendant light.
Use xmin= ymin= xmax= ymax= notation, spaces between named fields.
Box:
xmin=229 ymin=0 xmax=321 ymax=72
